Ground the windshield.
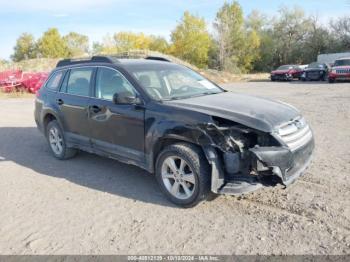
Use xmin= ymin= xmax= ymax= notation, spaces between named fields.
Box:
xmin=334 ymin=59 xmax=350 ymax=67
xmin=308 ymin=62 xmax=325 ymax=69
xmin=277 ymin=65 xmax=294 ymax=70
xmin=128 ymin=65 xmax=223 ymax=100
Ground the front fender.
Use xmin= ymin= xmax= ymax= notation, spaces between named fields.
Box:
xmin=145 ymin=115 xmax=218 ymax=167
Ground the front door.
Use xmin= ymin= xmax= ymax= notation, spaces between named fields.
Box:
xmin=87 ymin=67 xmax=145 ymax=163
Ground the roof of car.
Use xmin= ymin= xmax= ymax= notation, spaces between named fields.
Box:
xmin=56 ymin=55 xmax=173 ymax=68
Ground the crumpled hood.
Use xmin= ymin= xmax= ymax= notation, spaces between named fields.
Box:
xmin=165 ymin=92 xmax=300 ymax=132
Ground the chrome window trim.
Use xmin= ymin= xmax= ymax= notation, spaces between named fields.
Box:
xmin=56 ymin=65 xmax=142 ymax=102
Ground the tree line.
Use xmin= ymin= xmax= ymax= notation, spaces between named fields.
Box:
xmin=11 ymin=1 xmax=350 ymax=73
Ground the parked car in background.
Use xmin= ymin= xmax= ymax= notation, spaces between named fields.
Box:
xmin=300 ymin=62 xmax=328 ymax=81
xmin=328 ymin=57 xmax=350 ymax=83
xmin=270 ymin=65 xmax=303 ymax=81
xmin=35 ymin=56 xmax=314 ymax=207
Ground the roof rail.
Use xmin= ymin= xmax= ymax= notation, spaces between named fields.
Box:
xmin=56 ymin=56 xmax=116 ymax=68
xmin=145 ymin=56 xmax=171 ymax=62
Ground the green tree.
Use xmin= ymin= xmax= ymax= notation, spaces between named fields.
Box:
xmin=11 ymin=33 xmax=37 ymax=62
xmin=239 ymin=30 xmax=261 ymax=71
xmin=170 ymin=11 xmax=211 ymax=68
xmin=246 ymin=10 xmax=274 ymax=71
xmin=207 ymin=36 xmax=220 ymax=69
xmin=252 ymin=29 xmax=275 ymax=71
xmin=92 ymin=41 xmax=104 ymax=55
xmin=97 ymin=34 xmax=119 ymax=54
xmin=299 ymin=16 xmax=332 ymax=63
xmin=214 ymin=1 xmax=260 ymax=72
xmin=330 ymin=16 xmax=350 ymax=51
xmin=113 ymin=32 xmax=152 ymax=51
xmin=246 ymin=10 xmax=267 ymax=33
xmin=37 ymin=28 xmax=69 ymax=58
xmin=272 ymin=7 xmax=311 ymax=65
xmin=214 ymin=1 xmax=244 ymax=71
xmin=63 ymin=32 xmax=89 ymax=57
xmin=93 ymin=33 xmax=170 ymax=55
xmin=149 ymin=36 xmax=170 ymax=53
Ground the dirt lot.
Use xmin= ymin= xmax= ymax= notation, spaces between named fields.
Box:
xmin=0 ymin=81 xmax=349 ymax=255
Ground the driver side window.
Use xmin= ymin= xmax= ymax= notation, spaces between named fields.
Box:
xmin=95 ymin=67 xmax=136 ymax=101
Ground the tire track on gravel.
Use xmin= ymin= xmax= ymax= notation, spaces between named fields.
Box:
xmin=236 ymin=197 xmax=350 ymax=233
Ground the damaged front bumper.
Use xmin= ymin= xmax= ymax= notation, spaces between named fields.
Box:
xmin=250 ymin=137 xmax=314 ymax=186
xmin=211 ymin=137 xmax=315 ymax=196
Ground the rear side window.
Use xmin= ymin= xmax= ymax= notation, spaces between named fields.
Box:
xmin=66 ymin=68 xmax=93 ymax=96
xmin=46 ymin=71 xmax=64 ymax=91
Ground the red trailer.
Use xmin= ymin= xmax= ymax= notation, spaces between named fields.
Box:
xmin=0 ymin=70 xmax=23 ymax=92
xmin=0 ymin=70 xmax=49 ymax=93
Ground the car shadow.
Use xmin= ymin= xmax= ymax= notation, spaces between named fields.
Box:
xmin=0 ymin=126 xmax=176 ymax=208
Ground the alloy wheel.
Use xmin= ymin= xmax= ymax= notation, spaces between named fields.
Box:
xmin=161 ymin=156 xmax=196 ymax=200
xmin=48 ymin=127 xmax=63 ymax=155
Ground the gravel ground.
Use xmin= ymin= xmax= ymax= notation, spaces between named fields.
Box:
xmin=0 ymin=81 xmax=349 ymax=255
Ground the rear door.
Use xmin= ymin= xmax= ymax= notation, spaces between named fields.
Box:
xmin=56 ymin=67 xmax=95 ymax=147
xmin=87 ymin=66 xmax=145 ymax=162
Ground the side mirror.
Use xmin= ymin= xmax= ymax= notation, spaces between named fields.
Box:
xmin=113 ymin=92 xmax=142 ymax=105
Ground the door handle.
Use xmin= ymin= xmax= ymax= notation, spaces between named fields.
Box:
xmin=90 ymin=105 xmax=102 ymax=113
xmin=56 ymin=99 xmax=64 ymax=105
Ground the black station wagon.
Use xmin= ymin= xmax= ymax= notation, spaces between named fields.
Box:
xmin=35 ymin=56 xmax=315 ymax=207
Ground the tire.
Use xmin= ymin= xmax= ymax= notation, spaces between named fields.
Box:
xmin=328 ymin=78 xmax=335 ymax=84
xmin=155 ymin=143 xmax=211 ymax=207
xmin=46 ymin=120 xmax=77 ymax=160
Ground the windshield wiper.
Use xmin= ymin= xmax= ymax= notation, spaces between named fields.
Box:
xmin=202 ymin=91 xmax=222 ymax=96
xmin=162 ymin=91 xmax=222 ymax=101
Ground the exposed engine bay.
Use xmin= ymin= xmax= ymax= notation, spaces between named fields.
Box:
xmin=201 ymin=116 xmax=314 ymax=195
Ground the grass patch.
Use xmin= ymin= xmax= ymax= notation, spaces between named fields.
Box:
xmin=201 ymin=70 xmax=269 ymax=84
xmin=0 ymin=90 xmax=35 ymax=99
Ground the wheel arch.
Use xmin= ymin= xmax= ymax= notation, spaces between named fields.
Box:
xmin=41 ymin=109 xmax=64 ymax=135
xmin=153 ymin=135 xmax=205 ymax=165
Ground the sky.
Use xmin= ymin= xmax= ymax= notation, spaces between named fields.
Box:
xmin=0 ymin=0 xmax=349 ymax=59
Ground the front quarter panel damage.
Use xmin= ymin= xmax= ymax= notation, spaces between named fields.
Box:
xmin=146 ymin=103 xmax=314 ymax=195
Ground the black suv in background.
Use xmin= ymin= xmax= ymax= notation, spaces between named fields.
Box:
xmin=300 ymin=62 xmax=328 ymax=81
xmin=35 ymin=56 xmax=314 ymax=207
